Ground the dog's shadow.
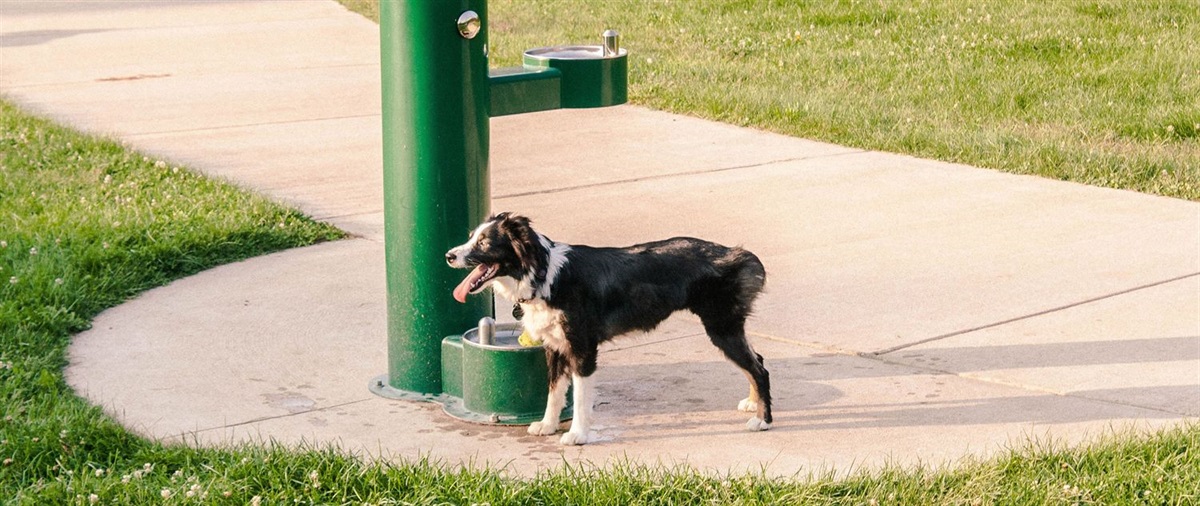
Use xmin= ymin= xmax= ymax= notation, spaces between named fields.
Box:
xmin=588 ymin=351 xmax=1184 ymax=441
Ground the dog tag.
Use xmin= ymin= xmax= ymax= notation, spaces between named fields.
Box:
xmin=512 ymin=303 xmax=524 ymax=320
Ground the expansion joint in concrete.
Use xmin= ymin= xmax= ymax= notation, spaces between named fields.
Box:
xmin=872 ymin=271 xmax=1200 ymax=356
xmin=494 ymin=149 xmax=869 ymax=200
xmin=124 ymin=113 xmax=381 ymax=138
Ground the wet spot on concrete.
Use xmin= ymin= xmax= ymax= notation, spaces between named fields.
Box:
xmin=262 ymin=391 xmax=316 ymax=414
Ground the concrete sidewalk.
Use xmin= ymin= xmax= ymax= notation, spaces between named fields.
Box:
xmin=3 ymin=0 xmax=1197 ymax=476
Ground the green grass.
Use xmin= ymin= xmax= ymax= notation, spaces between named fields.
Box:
xmin=345 ymin=0 xmax=1198 ymax=200
xmin=4 ymin=1 xmax=1200 ymax=500
xmin=1 ymin=97 xmax=1198 ymax=503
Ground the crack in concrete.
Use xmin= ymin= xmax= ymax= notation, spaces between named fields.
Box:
xmin=602 ymin=332 xmax=706 ymax=353
xmin=169 ymin=397 xmax=376 ymax=439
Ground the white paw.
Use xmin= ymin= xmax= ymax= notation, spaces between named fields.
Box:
xmin=745 ymin=417 xmax=772 ymax=431
xmin=559 ymin=431 xmax=590 ymax=446
xmin=737 ymin=397 xmax=758 ymax=413
xmin=527 ymin=420 xmax=559 ymax=436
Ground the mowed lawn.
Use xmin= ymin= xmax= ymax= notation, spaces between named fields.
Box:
xmin=347 ymin=0 xmax=1198 ymax=200
xmin=1 ymin=0 xmax=1198 ymax=503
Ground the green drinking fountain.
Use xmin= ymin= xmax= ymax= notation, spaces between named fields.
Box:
xmin=368 ymin=1 xmax=627 ymax=425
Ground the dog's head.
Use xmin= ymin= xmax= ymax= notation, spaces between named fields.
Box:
xmin=445 ymin=212 xmax=545 ymax=303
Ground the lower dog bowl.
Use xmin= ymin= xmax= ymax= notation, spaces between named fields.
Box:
xmin=440 ymin=322 xmax=572 ymax=425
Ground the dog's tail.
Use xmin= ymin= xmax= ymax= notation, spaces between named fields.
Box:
xmin=713 ymin=246 xmax=767 ymax=316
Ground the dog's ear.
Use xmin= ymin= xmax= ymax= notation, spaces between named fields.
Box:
xmin=497 ymin=214 xmax=544 ymax=273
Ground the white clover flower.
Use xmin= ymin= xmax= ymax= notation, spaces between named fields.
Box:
xmin=154 ymin=160 xmax=167 ymax=169
xmin=88 ymin=494 xmax=98 ymax=504
xmin=29 ymin=247 xmax=37 ymax=255
xmin=251 ymin=495 xmax=262 ymax=506
xmin=55 ymin=278 xmax=64 ymax=286
xmin=9 ymin=277 xmax=16 ymax=284
xmin=0 ymin=240 xmax=6 ymax=248
xmin=121 ymin=475 xmax=131 ymax=483
xmin=160 ymin=489 xmax=171 ymax=499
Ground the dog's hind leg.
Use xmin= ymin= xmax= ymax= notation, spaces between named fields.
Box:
xmin=528 ymin=351 xmax=570 ymax=436
xmin=737 ymin=362 xmax=763 ymax=413
xmin=701 ymin=315 xmax=772 ymax=431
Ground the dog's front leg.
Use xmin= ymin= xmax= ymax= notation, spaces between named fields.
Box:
xmin=528 ymin=373 xmax=569 ymax=436
xmin=559 ymin=372 xmax=595 ymax=445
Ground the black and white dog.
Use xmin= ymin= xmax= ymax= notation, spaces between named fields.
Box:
xmin=445 ymin=213 xmax=771 ymax=445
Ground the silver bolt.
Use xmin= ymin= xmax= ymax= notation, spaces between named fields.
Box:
xmin=457 ymin=11 xmax=481 ymax=39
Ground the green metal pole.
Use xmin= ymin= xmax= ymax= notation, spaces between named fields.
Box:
xmin=380 ymin=0 xmax=492 ymax=395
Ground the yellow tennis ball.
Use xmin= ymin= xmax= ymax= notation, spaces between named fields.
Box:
xmin=517 ymin=330 xmax=541 ymax=347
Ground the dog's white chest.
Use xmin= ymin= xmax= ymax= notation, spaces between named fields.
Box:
xmin=520 ymin=300 xmax=569 ymax=354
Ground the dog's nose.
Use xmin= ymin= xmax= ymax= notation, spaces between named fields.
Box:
xmin=445 ymin=252 xmax=457 ymax=265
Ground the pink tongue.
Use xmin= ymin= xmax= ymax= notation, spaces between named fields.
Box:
xmin=452 ymin=264 xmax=490 ymax=303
